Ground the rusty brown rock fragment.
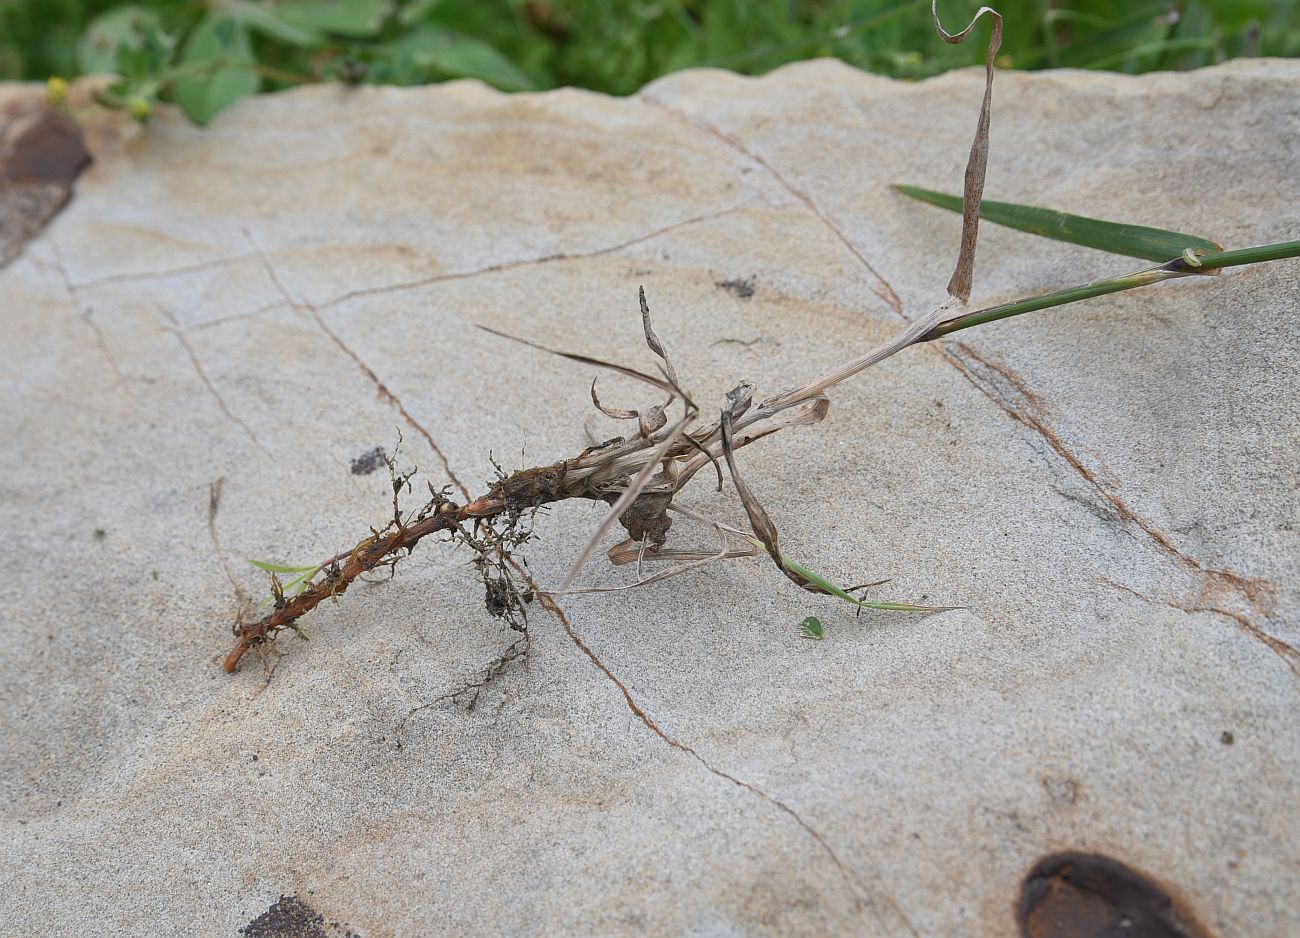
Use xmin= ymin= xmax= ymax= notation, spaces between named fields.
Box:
xmin=1018 ymin=852 xmax=1212 ymax=938
xmin=0 ymin=102 xmax=91 ymax=268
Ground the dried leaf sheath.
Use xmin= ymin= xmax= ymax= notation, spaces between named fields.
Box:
xmin=719 ymin=410 xmax=785 ymax=578
xmin=931 ymin=0 xmax=1003 ymax=301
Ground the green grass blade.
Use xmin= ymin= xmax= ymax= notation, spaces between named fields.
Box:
xmin=920 ymin=238 xmax=1300 ymax=341
xmin=893 ymin=184 xmax=1220 ymax=261
xmin=1084 ymin=36 xmax=1217 ymax=71
xmin=1195 ymin=240 xmax=1300 ymax=269
xmin=735 ymin=532 xmax=955 ymax=612
xmin=282 ymin=568 xmax=322 ymax=595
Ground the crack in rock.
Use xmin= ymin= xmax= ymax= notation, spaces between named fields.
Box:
xmin=1101 ymin=577 xmax=1299 ymax=679
xmin=71 ymin=251 xmax=259 ymax=292
xmin=44 ymin=243 xmax=123 ymax=380
xmin=315 ymin=202 xmax=753 ymax=312
xmin=248 ymin=234 xmax=467 ymax=497
xmin=640 ymin=95 xmax=904 ymax=316
xmin=949 ymin=345 xmax=1279 ymax=639
xmin=161 ymin=308 xmax=266 ymax=451
xmin=529 ymin=585 xmax=916 ymax=933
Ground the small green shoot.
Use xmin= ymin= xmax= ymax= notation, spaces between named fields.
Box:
xmin=246 ymin=560 xmax=321 ymax=575
xmin=780 ymin=552 xmax=958 ymax=612
xmin=799 ymin=616 xmax=824 ymax=640
xmin=893 ymin=184 xmax=1220 ymax=261
xmin=735 ymin=534 xmax=958 ymax=613
xmin=248 ymin=558 xmax=323 ymax=604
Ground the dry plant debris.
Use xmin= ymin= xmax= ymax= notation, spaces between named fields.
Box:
xmin=221 ymin=3 xmax=1300 ymax=676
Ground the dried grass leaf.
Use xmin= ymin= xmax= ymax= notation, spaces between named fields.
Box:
xmin=719 ymin=410 xmax=787 ymax=579
xmin=590 ymin=379 xmax=638 ymax=420
xmin=677 ymin=395 xmax=829 ymax=489
xmin=762 ymin=300 xmax=960 ymax=409
xmin=639 ymin=286 xmax=679 ymax=388
xmin=556 ymin=523 xmax=753 ymax=594
xmin=931 ymin=0 xmax=1003 ymax=301
xmin=556 ymin=413 xmax=692 ymax=592
xmin=606 ymin=539 xmax=758 ymax=567
xmin=478 ymin=324 xmax=679 ymax=398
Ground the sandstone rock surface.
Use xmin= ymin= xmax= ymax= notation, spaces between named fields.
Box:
xmin=1 ymin=59 xmax=1297 ymax=936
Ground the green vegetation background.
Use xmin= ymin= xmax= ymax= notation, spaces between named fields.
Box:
xmin=3 ymin=1 xmax=1297 ymax=123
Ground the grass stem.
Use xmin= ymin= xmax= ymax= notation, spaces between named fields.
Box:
xmin=921 ymin=238 xmax=1300 ymax=340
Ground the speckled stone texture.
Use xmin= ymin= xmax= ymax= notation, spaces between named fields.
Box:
xmin=1 ymin=59 xmax=1297 ymax=936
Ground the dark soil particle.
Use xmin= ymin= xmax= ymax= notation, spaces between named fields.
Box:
xmin=241 ymin=895 xmax=359 ymax=938
xmin=715 ymin=276 xmax=756 ymax=299
xmin=349 ymin=447 xmax=386 ymax=476
xmin=604 ymin=490 xmax=672 ymax=548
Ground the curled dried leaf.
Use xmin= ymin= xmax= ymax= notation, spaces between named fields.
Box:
xmin=638 ymin=403 xmax=668 ymax=438
xmin=590 ymin=379 xmax=638 ymax=420
xmin=640 ymin=286 xmax=679 ymax=389
xmin=719 ymin=410 xmax=787 ymax=579
xmin=931 ymin=0 xmax=1003 ymax=301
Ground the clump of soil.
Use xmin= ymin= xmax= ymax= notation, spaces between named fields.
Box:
xmin=241 ymin=894 xmax=359 ymax=938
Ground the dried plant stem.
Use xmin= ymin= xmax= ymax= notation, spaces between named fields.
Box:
xmin=931 ymin=0 xmax=1003 ymax=301
xmin=222 ymin=234 xmax=1297 ymax=673
xmin=218 ymin=1 xmax=1299 ymax=674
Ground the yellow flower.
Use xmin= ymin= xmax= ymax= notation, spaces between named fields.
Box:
xmin=128 ymin=95 xmax=152 ymax=122
xmin=46 ymin=76 xmax=69 ymax=108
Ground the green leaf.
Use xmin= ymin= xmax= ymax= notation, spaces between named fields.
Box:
xmin=269 ymin=0 xmax=391 ymax=40
xmin=893 ymin=184 xmax=1220 ymax=262
xmin=226 ymin=1 xmax=324 ymax=47
xmin=247 ymin=558 xmax=321 ymax=574
xmin=398 ymin=0 xmax=448 ymax=27
xmin=799 ymin=616 xmax=824 ymax=640
xmin=173 ymin=13 xmax=260 ymax=125
xmin=77 ymin=6 xmax=167 ymax=76
xmin=383 ymin=26 xmax=534 ymax=91
xmin=250 ymin=558 xmax=322 ymax=606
